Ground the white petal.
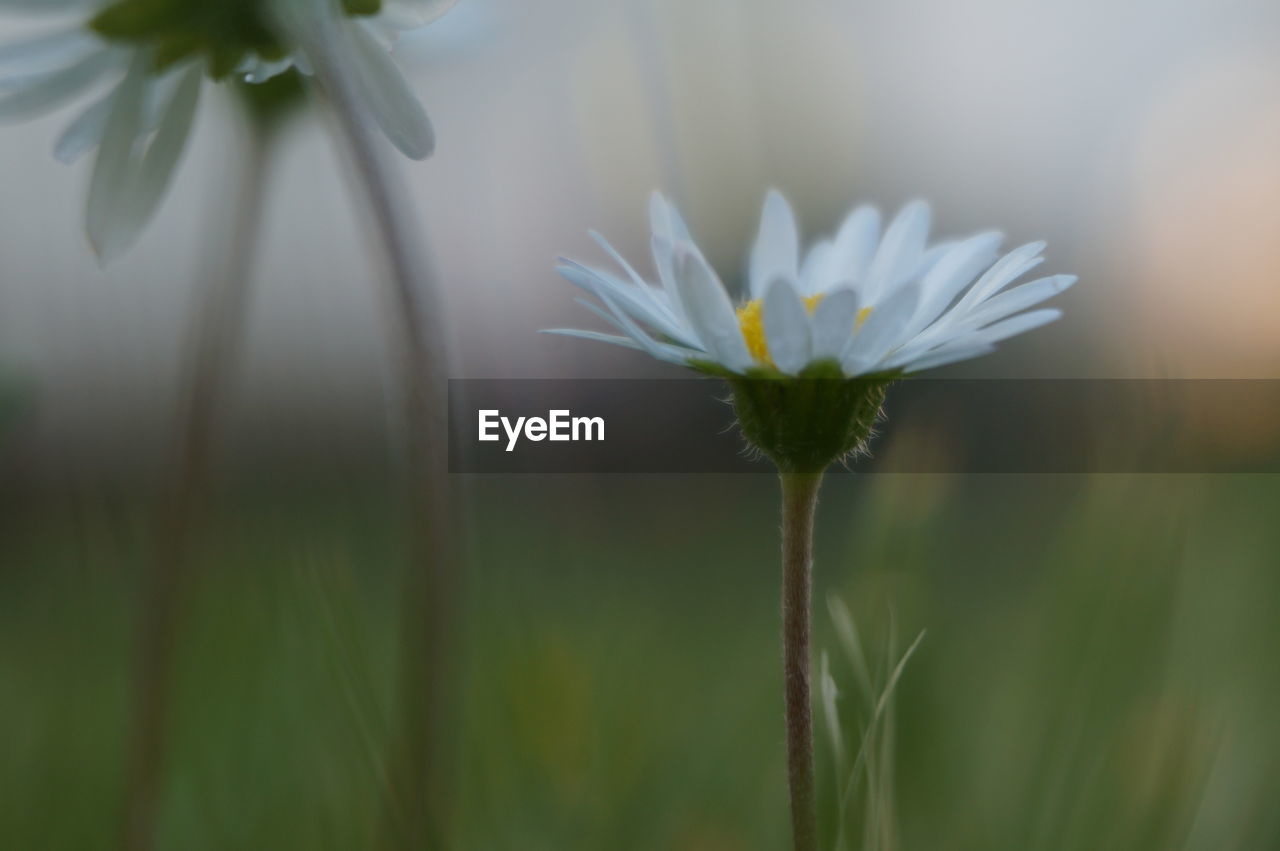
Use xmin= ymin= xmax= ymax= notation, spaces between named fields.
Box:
xmin=0 ymin=27 xmax=99 ymax=74
xmin=648 ymin=191 xmax=691 ymax=242
xmin=104 ymin=66 xmax=201 ymax=259
xmin=862 ymin=200 xmax=930 ymax=302
xmin=379 ymin=0 xmax=460 ymax=29
xmin=952 ymin=241 xmax=1046 ymax=312
xmin=809 ymin=288 xmax=860 ymax=360
xmin=589 ymin=230 xmax=669 ymax=309
xmin=899 ymin=342 xmax=996 ymax=373
xmin=556 ymin=260 xmax=689 ymax=345
xmin=0 ymin=49 xmax=117 ymax=121
xmin=957 ymin=275 xmax=1077 ymax=332
xmin=749 ymin=189 xmax=799 ymax=300
xmin=593 ymin=288 xmax=699 ymax=366
xmin=344 ymin=20 xmax=434 ymax=159
xmin=967 ymin=308 xmax=1062 ymax=346
xmin=53 ymin=91 xmax=111 ymax=163
xmin=903 ymin=231 xmax=1003 ymax=339
xmin=673 ymin=243 xmax=753 ymax=372
xmin=86 ymin=58 xmax=147 ymax=259
xmin=540 ymin=328 xmax=644 ymax=352
xmin=841 ymin=283 xmax=921 ymax=375
xmin=798 ymin=239 xmax=833 ymax=296
xmin=828 ymin=204 xmax=880 ymax=286
xmin=763 ymin=278 xmax=811 ymax=374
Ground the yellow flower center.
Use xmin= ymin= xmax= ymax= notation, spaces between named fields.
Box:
xmin=735 ymin=294 xmax=873 ymax=366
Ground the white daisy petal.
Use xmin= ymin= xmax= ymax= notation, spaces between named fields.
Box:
xmin=99 ymin=65 xmax=201 ymax=260
xmin=0 ymin=27 xmax=98 ymax=73
xmin=798 ymin=239 xmax=833 ymax=297
xmin=541 ymin=328 xmax=644 ymax=352
xmin=953 ymin=240 xmax=1047 ymax=312
xmin=968 ymin=308 xmax=1063 ymax=346
xmin=904 ymin=231 xmax=1003 ymax=339
xmin=749 ymin=189 xmax=800 ymax=300
xmin=841 ymin=283 xmax=921 ymax=375
xmin=763 ymin=277 xmax=811 ymax=374
xmin=379 ymin=0 xmax=460 ymax=29
xmin=593 ymin=288 xmax=698 ymax=366
xmin=0 ymin=49 xmax=117 ymax=120
xmin=344 ymin=20 xmax=434 ymax=159
xmin=958 ymin=274 xmax=1077 ymax=332
xmin=828 ymin=204 xmax=880 ymax=289
xmin=809 ymin=288 xmax=860 ymax=361
xmin=900 ymin=342 xmax=996 ymax=373
xmin=649 ymin=191 xmax=691 ymax=243
xmin=556 ymin=260 xmax=688 ymax=344
xmin=673 ymin=242 xmax=753 ymax=372
xmin=863 ymin=200 xmax=930 ymax=302
xmin=53 ymin=91 xmax=111 ymax=163
xmin=85 ymin=58 xmax=147 ymax=259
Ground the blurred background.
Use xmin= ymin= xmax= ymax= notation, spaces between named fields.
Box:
xmin=2 ymin=0 xmax=1280 ymax=848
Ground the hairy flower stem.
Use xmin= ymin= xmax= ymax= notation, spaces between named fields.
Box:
xmin=310 ymin=38 xmax=460 ymax=851
xmin=780 ymin=470 xmax=823 ymax=851
xmin=122 ymin=125 xmax=273 ymax=851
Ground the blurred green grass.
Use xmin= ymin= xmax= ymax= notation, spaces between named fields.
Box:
xmin=2 ymin=474 xmax=1279 ymax=849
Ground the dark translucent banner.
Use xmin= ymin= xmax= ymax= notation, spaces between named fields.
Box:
xmin=447 ymin=380 xmax=1280 ymax=474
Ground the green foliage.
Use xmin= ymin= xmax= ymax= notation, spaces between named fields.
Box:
xmin=3 ymin=475 xmax=1280 ymax=848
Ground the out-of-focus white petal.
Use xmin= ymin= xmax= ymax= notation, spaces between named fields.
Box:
xmin=898 ymin=342 xmax=996 ymax=373
xmin=343 ymin=19 xmax=434 ymax=159
xmin=53 ymin=90 xmax=110 ymax=163
xmin=763 ymin=277 xmax=811 ymax=374
xmin=749 ymin=189 xmax=800 ymax=300
xmin=952 ymin=275 xmax=1077 ymax=335
xmin=108 ymin=64 xmax=200 ymax=259
xmin=902 ymin=231 xmax=1002 ymax=339
xmin=828 ymin=205 xmax=880 ymax=288
xmin=379 ymin=0 xmax=459 ymax=30
xmin=649 ymin=191 xmax=692 ymax=243
xmin=809 ymin=288 xmax=860 ymax=361
xmin=841 ymin=283 xmax=921 ymax=375
xmin=862 ymin=200 xmax=930 ymax=302
xmin=967 ymin=308 xmax=1062 ymax=346
xmin=798 ymin=239 xmax=833 ymax=296
xmin=0 ymin=49 xmax=117 ymax=120
xmin=86 ymin=57 xmax=147 ymax=259
xmin=0 ymin=27 xmax=99 ymax=74
xmin=673 ymin=242 xmax=753 ymax=372
xmin=952 ymin=241 xmax=1046 ymax=312
xmin=541 ymin=328 xmax=645 ymax=352
xmin=556 ymin=259 xmax=691 ymax=346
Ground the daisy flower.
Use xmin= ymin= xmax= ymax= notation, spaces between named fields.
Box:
xmin=547 ymin=190 xmax=1077 ymax=851
xmin=0 ymin=0 xmax=457 ymax=259
xmin=548 ymin=190 xmax=1076 ymax=379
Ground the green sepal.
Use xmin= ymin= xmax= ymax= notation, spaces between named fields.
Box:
xmin=90 ymin=0 xmax=177 ymax=40
xmin=727 ymin=368 xmax=899 ymax=473
xmin=342 ymin=0 xmax=383 ymax=16
xmin=152 ymin=35 xmax=201 ymax=72
xmin=234 ymin=68 xmax=306 ymax=129
xmin=208 ymin=44 xmax=248 ymax=80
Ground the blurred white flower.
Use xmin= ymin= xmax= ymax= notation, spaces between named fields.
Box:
xmin=549 ymin=190 xmax=1076 ymax=377
xmin=0 ymin=0 xmax=457 ymax=259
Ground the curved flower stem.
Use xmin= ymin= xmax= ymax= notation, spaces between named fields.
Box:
xmin=308 ymin=41 xmax=460 ymax=851
xmin=780 ymin=470 xmax=823 ymax=851
xmin=122 ymin=125 xmax=274 ymax=851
